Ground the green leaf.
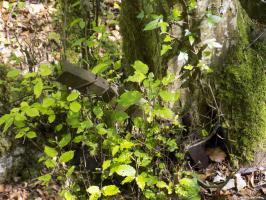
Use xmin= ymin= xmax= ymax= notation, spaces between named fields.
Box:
xmin=25 ymin=108 xmax=39 ymax=117
xmin=38 ymin=174 xmax=51 ymax=183
xmin=59 ymin=133 xmax=71 ymax=148
xmin=87 ymin=186 xmax=101 ymax=200
xmin=67 ymin=91 xmax=79 ymax=102
xmin=159 ymin=90 xmax=180 ymax=102
xmin=34 ymin=78 xmax=43 ymax=98
xmin=164 ymin=35 xmax=173 ymax=42
xmin=112 ymin=146 xmax=120 ymax=157
xmin=115 ymin=165 xmax=136 ymax=177
xmin=39 ymin=64 xmax=52 ymax=76
xmin=144 ymin=16 xmax=163 ymax=31
xmin=175 ymin=178 xmax=200 ymax=200
xmin=87 ymin=186 xmax=100 ymax=194
xmin=69 ymin=18 xmax=82 ymax=28
xmin=127 ymin=72 xmax=146 ymax=84
xmin=44 ymin=159 xmax=56 ymax=168
xmin=102 ymin=185 xmax=120 ymax=196
xmin=64 ymin=191 xmax=76 ymax=200
xmin=154 ymin=107 xmax=174 ymax=119
xmin=162 ymin=73 xmax=175 ymax=86
xmin=132 ymin=61 xmax=149 ymax=74
xmin=0 ymin=114 xmax=11 ymax=126
xmin=7 ymin=69 xmax=20 ymax=78
xmin=2 ymin=117 xmax=13 ymax=134
xmin=184 ymin=65 xmax=194 ymax=70
xmin=77 ymin=120 xmax=93 ymax=133
xmin=121 ymin=176 xmax=135 ymax=185
xmin=44 ymin=146 xmax=58 ymax=158
xmin=24 ymin=72 xmax=37 ymax=79
xmin=42 ymin=97 xmax=55 ymax=108
xmin=102 ymin=160 xmax=111 ymax=171
xmin=48 ymin=114 xmax=56 ymax=123
xmin=172 ymin=7 xmax=181 ymax=20
xmin=69 ymin=102 xmax=81 ymax=112
xmin=73 ymin=135 xmax=84 ymax=143
xmin=79 ymin=19 xmax=86 ymax=29
xmin=59 ymin=151 xmax=74 ymax=163
xmin=161 ymin=44 xmax=172 ymax=56
xmin=156 ymin=181 xmax=168 ymax=189
xmin=89 ymin=193 xmax=101 ymax=200
xmin=120 ymin=140 xmax=135 ymax=150
xmin=66 ymin=166 xmax=75 ymax=177
xmin=136 ymin=173 xmax=147 ymax=191
xmin=117 ymin=91 xmax=142 ymax=107
xmin=111 ymin=110 xmax=129 ymax=122
xmin=91 ymin=63 xmax=109 ymax=75
xmin=15 ymin=131 xmax=25 ymax=139
xmin=26 ymin=131 xmax=37 ymax=139
xmin=93 ymin=106 xmax=103 ymax=119
xmin=55 ymin=124 xmax=63 ymax=132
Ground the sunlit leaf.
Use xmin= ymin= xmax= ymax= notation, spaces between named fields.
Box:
xmin=136 ymin=173 xmax=147 ymax=191
xmin=121 ymin=176 xmax=135 ymax=185
xmin=144 ymin=16 xmax=163 ymax=31
xmin=59 ymin=133 xmax=71 ymax=148
xmin=7 ymin=69 xmax=20 ymax=78
xmin=34 ymin=78 xmax=43 ymax=98
xmin=38 ymin=174 xmax=51 ymax=183
xmin=69 ymin=102 xmax=81 ymax=112
xmin=132 ymin=61 xmax=149 ymax=74
xmin=102 ymin=185 xmax=120 ymax=196
xmin=44 ymin=146 xmax=58 ymax=158
xmin=27 ymin=131 xmax=37 ymax=139
xmin=115 ymin=164 xmax=136 ymax=177
xmin=25 ymin=108 xmax=39 ymax=117
xmin=161 ymin=44 xmax=172 ymax=56
xmin=117 ymin=91 xmax=142 ymax=107
xmin=39 ymin=64 xmax=52 ymax=76
xmin=59 ymin=151 xmax=74 ymax=163
xmin=92 ymin=63 xmax=109 ymax=75
xmin=159 ymin=90 xmax=180 ymax=102
xmin=102 ymin=160 xmax=111 ymax=171
xmin=67 ymin=91 xmax=79 ymax=102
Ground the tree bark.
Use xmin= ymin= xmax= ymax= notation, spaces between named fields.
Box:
xmin=120 ymin=0 xmax=266 ymax=162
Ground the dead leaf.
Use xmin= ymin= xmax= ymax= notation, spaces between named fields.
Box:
xmin=0 ymin=184 xmax=5 ymax=192
xmin=206 ymin=147 xmax=226 ymax=163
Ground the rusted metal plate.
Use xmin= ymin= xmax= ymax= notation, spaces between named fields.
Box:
xmin=57 ymin=61 xmax=118 ymax=101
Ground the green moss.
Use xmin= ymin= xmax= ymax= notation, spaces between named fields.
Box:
xmin=215 ymin=6 xmax=266 ymax=160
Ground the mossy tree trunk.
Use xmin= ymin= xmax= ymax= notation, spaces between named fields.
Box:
xmin=120 ymin=0 xmax=266 ymax=162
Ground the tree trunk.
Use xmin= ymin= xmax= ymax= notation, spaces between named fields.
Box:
xmin=120 ymin=0 xmax=266 ymax=163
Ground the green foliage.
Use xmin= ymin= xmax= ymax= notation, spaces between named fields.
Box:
xmin=0 ymin=59 xmax=199 ymax=199
xmin=0 ymin=1 xmax=208 ymax=199
xmin=175 ymin=178 xmax=200 ymax=200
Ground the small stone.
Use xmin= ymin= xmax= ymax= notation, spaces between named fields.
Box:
xmin=213 ymin=172 xmax=226 ymax=183
xmin=222 ymin=179 xmax=235 ymax=191
xmin=235 ymin=173 xmax=246 ymax=191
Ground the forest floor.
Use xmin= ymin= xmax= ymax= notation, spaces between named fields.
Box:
xmin=0 ymin=0 xmax=266 ymax=199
